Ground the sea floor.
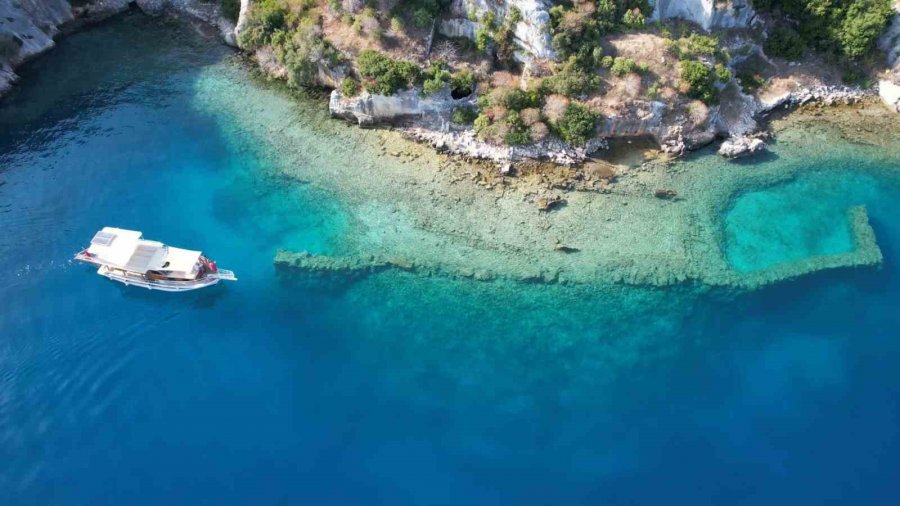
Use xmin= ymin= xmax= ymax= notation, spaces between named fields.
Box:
xmin=2 ymin=12 xmax=900 ymax=505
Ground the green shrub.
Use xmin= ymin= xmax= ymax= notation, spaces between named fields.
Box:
xmin=473 ymin=113 xmax=492 ymax=133
xmin=555 ymin=103 xmax=597 ymax=146
xmin=683 ymin=33 xmax=718 ymax=56
xmin=735 ymin=70 xmax=765 ymax=93
xmin=753 ymin=0 xmax=893 ymax=62
xmin=272 ymin=22 xmax=341 ymax=89
xmin=341 ymin=77 xmax=361 ymax=96
xmin=475 ymin=28 xmax=492 ymax=53
xmin=610 ymin=56 xmax=638 ymax=77
xmin=503 ymin=88 xmax=541 ymax=111
xmin=680 ymin=59 xmax=719 ymax=104
xmin=764 ymin=25 xmax=806 ymax=60
xmin=622 ymin=7 xmax=645 ymax=27
xmin=450 ymin=70 xmax=475 ymax=97
xmin=422 ymin=61 xmax=452 ymax=95
xmin=357 ymin=50 xmax=420 ymax=95
xmin=542 ymin=57 xmax=602 ymax=97
xmin=237 ymin=0 xmax=287 ymax=49
xmin=548 ymin=1 xmax=653 ymax=63
xmin=601 ymin=55 xmax=614 ymax=68
xmin=505 ymin=127 xmax=532 ymax=145
xmin=221 ymin=0 xmax=240 ymax=22
xmin=390 ymin=16 xmax=404 ymax=33
xmin=452 ymin=106 xmax=478 ymax=124
xmin=714 ymin=63 xmax=732 ymax=82
xmin=412 ymin=8 xmax=433 ymax=28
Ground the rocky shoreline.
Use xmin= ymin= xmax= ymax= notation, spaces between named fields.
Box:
xmin=3 ymin=1 xmax=899 ymax=166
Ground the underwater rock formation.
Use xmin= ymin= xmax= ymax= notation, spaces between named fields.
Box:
xmin=275 ymin=207 xmax=883 ymax=291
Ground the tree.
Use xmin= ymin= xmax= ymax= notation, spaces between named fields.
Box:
xmin=680 ymin=60 xmax=719 ymax=104
xmin=556 ymin=103 xmax=597 ymax=146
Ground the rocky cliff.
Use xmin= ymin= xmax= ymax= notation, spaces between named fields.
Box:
xmin=440 ymin=0 xmax=556 ymax=63
xmin=651 ymin=0 xmax=756 ymax=30
xmin=0 ymin=0 xmax=237 ymax=97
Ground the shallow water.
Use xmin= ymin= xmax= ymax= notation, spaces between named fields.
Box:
xmin=2 ymin=13 xmax=900 ymax=505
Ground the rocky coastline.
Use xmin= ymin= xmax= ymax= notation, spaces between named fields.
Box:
xmin=3 ymin=1 xmax=899 ymax=166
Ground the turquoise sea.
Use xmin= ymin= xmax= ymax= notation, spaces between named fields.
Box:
xmin=2 ymin=14 xmax=900 ymax=505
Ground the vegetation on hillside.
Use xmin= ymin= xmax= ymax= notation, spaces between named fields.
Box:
xmin=233 ymin=0 xmax=896 ymax=149
xmin=752 ymin=0 xmax=894 ymax=62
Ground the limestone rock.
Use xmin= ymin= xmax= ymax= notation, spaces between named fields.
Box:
xmin=880 ymin=79 xmax=900 ymax=113
xmin=441 ymin=0 xmax=556 ymax=63
xmin=650 ymin=0 xmax=756 ymax=30
xmin=330 ymin=88 xmax=465 ymax=126
xmin=718 ymin=136 xmax=766 ymax=158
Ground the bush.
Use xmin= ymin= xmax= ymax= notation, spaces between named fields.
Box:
xmin=452 ymin=106 xmax=478 ymax=124
xmin=357 ymin=50 xmax=420 ymax=95
xmin=764 ymin=25 xmax=806 ymax=60
xmin=683 ymin=33 xmax=718 ymax=56
xmin=422 ymin=61 xmax=452 ymax=95
xmin=389 ymin=16 xmax=404 ymax=34
xmin=680 ymin=59 xmax=718 ymax=104
xmin=221 ymin=0 xmax=240 ymax=22
xmin=272 ymin=22 xmax=340 ymax=89
xmin=473 ymin=113 xmax=492 ymax=134
xmin=622 ymin=7 xmax=645 ymax=27
xmin=503 ymin=88 xmax=541 ymax=111
xmin=474 ymin=28 xmax=492 ymax=53
xmin=714 ymin=63 xmax=732 ymax=82
xmin=610 ymin=57 xmax=638 ymax=77
xmin=555 ymin=103 xmax=597 ymax=146
xmin=735 ymin=70 xmax=765 ymax=92
xmin=450 ymin=70 xmax=475 ymax=97
xmin=542 ymin=57 xmax=602 ymax=97
xmin=753 ymin=0 xmax=893 ymax=62
xmin=237 ymin=0 xmax=287 ymax=49
xmin=341 ymin=77 xmax=361 ymax=96
xmin=412 ymin=8 xmax=433 ymax=27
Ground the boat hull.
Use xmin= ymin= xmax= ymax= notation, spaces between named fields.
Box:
xmin=98 ymin=266 xmax=224 ymax=292
xmin=74 ymin=253 xmax=236 ymax=292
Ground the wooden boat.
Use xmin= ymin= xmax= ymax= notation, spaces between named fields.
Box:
xmin=75 ymin=227 xmax=236 ymax=292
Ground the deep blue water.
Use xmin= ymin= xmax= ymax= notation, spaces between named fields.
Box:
xmin=2 ymin=14 xmax=900 ymax=505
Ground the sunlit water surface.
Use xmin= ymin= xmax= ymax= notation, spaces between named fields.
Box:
xmin=2 ymin=14 xmax=900 ymax=505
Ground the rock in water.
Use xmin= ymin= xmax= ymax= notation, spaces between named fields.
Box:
xmin=718 ymin=136 xmax=767 ymax=159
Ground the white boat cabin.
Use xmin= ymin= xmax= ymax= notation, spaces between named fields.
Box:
xmin=85 ymin=227 xmax=204 ymax=280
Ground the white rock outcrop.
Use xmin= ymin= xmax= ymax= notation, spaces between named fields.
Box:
xmin=330 ymin=88 xmax=470 ymax=126
xmin=650 ymin=0 xmax=756 ymax=30
xmin=441 ymin=0 xmax=556 ymax=62
xmin=718 ymin=135 xmax=766 ymax=158
xmin=880 ymin=80 xmax=900 ymax=112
